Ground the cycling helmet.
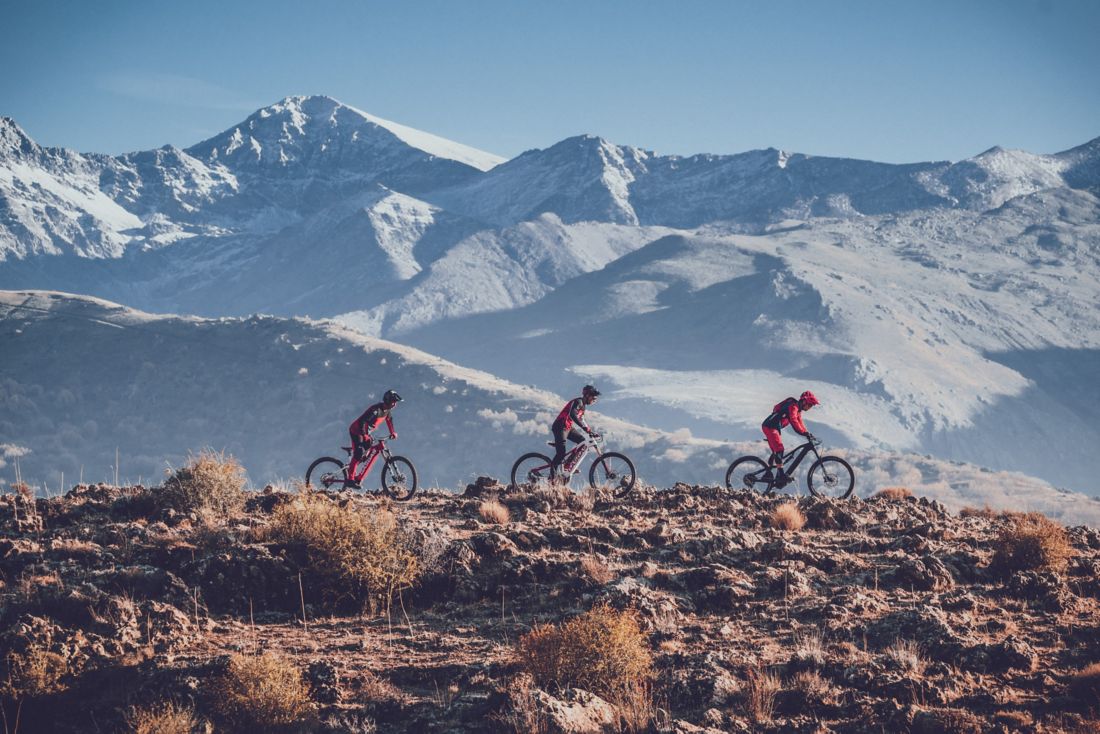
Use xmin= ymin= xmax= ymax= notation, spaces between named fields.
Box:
xmin=383 ymin=389 xmax=402 ymax=405
xmin=800 ymin=390 xmax=820 ymax=407
xmin=582 ymin=385 xmax=601 ymax=398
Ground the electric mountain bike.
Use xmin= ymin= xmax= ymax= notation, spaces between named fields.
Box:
xmin=510 ymin=432 xmax=637 ymax=498
xmin=725 ymin=438 xmax=855 ymax=499
xmin=305 ymin=436 xmax=418 ymax=500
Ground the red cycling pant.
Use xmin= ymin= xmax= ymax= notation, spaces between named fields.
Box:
xmin=762 ymin=426 xmax=784 ymax=457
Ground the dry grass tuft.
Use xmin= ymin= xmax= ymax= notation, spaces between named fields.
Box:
xmin=959 ymin=505 xmax=1001 ymax=519
xmin=479 ymin=499 xmax=510 ymax=525
xmin=912 ymin=707 xmax=983 ymax=734
xmin=1071 ymin=662 xmax=1100 ymax=707
xmin=580 ymin=555 xmax=615 ymax=585
xmin=791 ymin=630 xmax=826 ymax=668
xmin=160 ymin=449 xmax=246 ymax=519
xmin=210 ymin=652 xmax=314 ymax=732
xmin=123 ymin=700 xmax=199 ymax=734
xmin=770 ymin=502 xmax=806 ymax=531
xmin=884 ymin=639 xmax=927 ymax=677
xmin=1 ymin=646 xmax=69 ymax=699
xmin=874 ymin=486 xmax=913 ymax=500
xmin=789 ymin=670 xmax=835 ymax=707
xmin=744 ymin=667 xmax=781 ymax=723
xmin=266 ymin=493 xmax=420 ymax=611
xmin=518 ymin=603 xmax=653 ymax=704
xmin=992 ymin=511 xmax=1075 ymax=575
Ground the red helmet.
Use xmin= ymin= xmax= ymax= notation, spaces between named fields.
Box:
xmin=800 ymin=390 xmax=820 ymax=407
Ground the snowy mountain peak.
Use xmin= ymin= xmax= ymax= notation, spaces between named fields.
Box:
xmin=0 ymin=117 xmax=40 ymax=160
xmin=188 ymin=95 xmax=504 ymax=173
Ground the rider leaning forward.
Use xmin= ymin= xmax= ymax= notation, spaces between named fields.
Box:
xmin=550 ymin=384 xmax=601 ymax=480
xmin=761 ymin=390 xmax=820 ymax=487
xmin=345 ymin=389 xmax=402 ymax=487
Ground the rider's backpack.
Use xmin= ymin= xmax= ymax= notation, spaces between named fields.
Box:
xmin=764 ymin=397 xmax=798 ymax=429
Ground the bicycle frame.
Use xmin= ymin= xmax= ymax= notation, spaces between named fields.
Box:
xmin=529 ymin=433 xmax=604 ymax=479
xmin=773 ymin=440 xmax=822 ymax=475
xmin=347 ymin=438 xmax=392 ymax=482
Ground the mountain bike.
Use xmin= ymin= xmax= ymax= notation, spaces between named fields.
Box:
xmin=304 ymin=436 xmax=418 ymax=500
xmin=725 ymin=438 xmax=855 ymax=499
xmin=510 ymin=432 xmax=637 ymax=498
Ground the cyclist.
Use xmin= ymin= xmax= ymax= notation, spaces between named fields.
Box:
xmin=550 ymin=385 xmax=600 ymax=481
xmin=345 ymin=389 xmax=402 ymax=487
xmin=761 ymin=390 xmax=820 ymax=487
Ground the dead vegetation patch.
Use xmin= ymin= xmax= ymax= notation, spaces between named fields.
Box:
xmin=992 ymin=511 xmax=1075 ymax=575
xmin=265 ymin=492 xmax=421 ymax=611
xmin=874 ymin=487 xmax=913 ymax=501
xmin=123 ymin=700 xmax=200 ymax=734
xmin=209 ymin=652 xmax=315 ymax=732
xmin=770 ymin=502 xmax=806 ymax=531
xmin=478 ymin=499 xmax=510 ymax=525
xmin=518 ymin=603 xmax=653 ymax=706
xmin=159 ymin=449 xmax=246 ymax=519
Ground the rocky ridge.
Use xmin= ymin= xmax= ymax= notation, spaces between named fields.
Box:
xmin=2 ymin=479 xmax=1099 ymax=733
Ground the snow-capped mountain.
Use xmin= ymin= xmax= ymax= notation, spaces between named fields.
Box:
xmin=4 ymin=290 xmax=1098 ymax=526
xmin=1 ymin=97 xmax=1098 ymax=497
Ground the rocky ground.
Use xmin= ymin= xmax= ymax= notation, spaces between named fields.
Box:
xmin=2 ymin=478 xmax=1100 ymax=733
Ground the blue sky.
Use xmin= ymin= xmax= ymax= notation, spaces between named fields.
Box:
xmin=2 ymin=0 xmax=1098 ymax=163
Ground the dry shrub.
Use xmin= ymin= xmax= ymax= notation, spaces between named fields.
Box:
xmin=124 ymin=700 xmax=199 ymax=734
xmin=267 ymin=493 xmax=420 ymax=611
xmin=744 ymin=667 xmax=781 ymax=723
xmin=210 ymin=653 xmax=314 ymax=732
xmin=1 ymin=647 xmax=68 ymax=699
xmin=770 ymin=502 xmax=806 ymax=531
xmin=1071 ymin=662 xmax=1100 ymax=707
xmin=580 ymin=556 xmax=615 ymax=585
xmin=788 ymin=670 xmax=834 ymax=707
xmin=874 ymin=486 xmax=912 ymax=501
xmin=496 ymin=673 xmax=548 ymax=734
xmin=992 ymin=511 xmax=1075 ymax=575
xmin=479 ymin=499 xmax=510 ymax=525
xmin=992 ymin=710 xmax=1034 ymax=729
xmin=518 ymin=603 xmax=653 ymax=705
xmin=959 ymin=505 xmax=1000 ymax=519
xmin=884 ymin=639 xmax=927 ymax=677
xmin=791 ymin=630 xmax=825 ymax=667
xmin=160 ymin=450 xmax=246 ymax=519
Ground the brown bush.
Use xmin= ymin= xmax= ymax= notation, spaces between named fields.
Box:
xmin=992 ymin=511 xmax=1075 ymax=575
xmin=873 ymin=486 xmax=913 ymax=500
xmin=267 ymin=493 xmax=420 ymax=611
xmin=788 ymin=670 xmax=835 ymax=708
xmin=580 ymin=555 xmax=615 ymax=585
xmin=210 ymin=652 xmax=314 ymax=732
xmin=518 ymin=603 xmax=653 ymax=704
xmin=884 ymin=639 xmax=927 ymax=677
xmin=770 ymin=502 xmax=806 ymax=531
xmin=959 ymin=505 xmax=1000 ymax=519
xmin=1 ymin=647 xmax=68 ymax=699
xmin=744 ymin=667 xmax=781 ymax=723
xmin=124 ymin=700 xmax=199 ymax=734
xmin=479 ymin=499 xmax=510 ymax=525
xmin=160 ymin=450 xmax=246 ymax=519
xmin=1071 ymin=662 xmax=1100 ymax=707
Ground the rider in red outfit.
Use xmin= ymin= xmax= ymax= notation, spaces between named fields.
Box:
xmin=550 ymin=385 xmax=600 ymax=480
xmin=762 ymin=390 xmax=820 ymax=486
xmin=345 ymin=389 xmax=401 ymax=486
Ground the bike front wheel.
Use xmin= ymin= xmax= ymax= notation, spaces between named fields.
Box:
xmin=590 ymin=452 xmax=637 ymax=498
xmin=511 ymin=452 xmax=554 ymax=491
xmin=807 ymin=456 xmax=855 ymax=499
xmin=382 ymin=456 xmax=418 ymax=501
xmin=725 ymin=456 xmax=772 ymax=493
xmin=305 ymin=457 xmax=348 ymax=491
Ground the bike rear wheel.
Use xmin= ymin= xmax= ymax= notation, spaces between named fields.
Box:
xmin=807 ymin=456 xmax=855 ymax=499
xmin=305 ymin=457 xmax=348 ymax=490
xmin=382 ymin=456 xmax=418 ymax=501
xmin=725 ymin=456 xmax=773 ymax=493
xmin=511 ymin=452 xmax=553 ymax=490
xmin=590 ymin=452 xmax=637 ymax=498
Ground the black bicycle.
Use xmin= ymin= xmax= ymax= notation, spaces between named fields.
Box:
xmin=725 ymin=439 xmax=855 ymax=499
